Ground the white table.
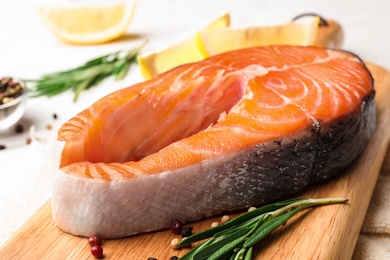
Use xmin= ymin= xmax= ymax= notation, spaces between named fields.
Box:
xmin=1 ymin=0 xmax=389 ymax=251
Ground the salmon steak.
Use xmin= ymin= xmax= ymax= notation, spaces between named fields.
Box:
xmin=52 ymin=45 xmax=375 ymax=238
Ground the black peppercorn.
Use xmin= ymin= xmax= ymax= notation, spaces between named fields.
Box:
xmin=15 ymin=124 xmax=24 ymax=133
xmin=180 ymin=226 xmax=193 ymax=238
xmin=169 ymin=257 xmax=179 ymax=260
xmin=147 ymin=258 xmax=157 ymax=260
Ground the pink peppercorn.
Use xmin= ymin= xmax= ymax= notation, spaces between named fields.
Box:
xmin=170 ymin=220 xmax=183 ymax=234
xmin=88 ymin=235 xmax=101 ymax=246
xmin=91 ymin=245 xmax=103 ymax=258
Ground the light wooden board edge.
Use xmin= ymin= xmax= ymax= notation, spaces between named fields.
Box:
xmin=0 ymin=62 xmax=389 ymax=260
xmin=254 ymin=62 xmax=390 ymax=260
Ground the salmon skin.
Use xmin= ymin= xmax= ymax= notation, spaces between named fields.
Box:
xmin=52 ymin=45 xmax=375 ymax=238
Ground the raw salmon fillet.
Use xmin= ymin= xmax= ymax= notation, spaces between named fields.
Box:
xmin=52 ymin=45 xmax=375 ymax=238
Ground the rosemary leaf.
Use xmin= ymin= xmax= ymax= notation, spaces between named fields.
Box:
xmin=244 ymin=247 xmax=253 ymax=260
xmin=180 ymin=198 xmax=305 ymax=246
xmin=213 ymin=215 xmax=263 ymax=238
xmin=243 ymin=206 xmax=306 ymax=249
xmin=86 ymin=72 xmax=110 ymax=90
xmin=73 ymin=78 xmax=95 ymax=102
xmin=26 ymin=42 xmax=145 ymax=102
xmin=207 ymin=234 xmax=248 ymax=260
xmin=84 ymin=53 xmax=113 ymax=67
xmin=234 ymin=248 xmax=247 ymax=260
xmin=113 ymin=59 xmax=131 ymax=81
xmin=192 ymin=228 xmax=250 ymax=259
xmin=179 ymin=237 xmax=216 ymax=260
xmin=178 ymin=197 xmax=348 ymax=260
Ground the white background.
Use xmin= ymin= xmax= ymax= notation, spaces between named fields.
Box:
xmin=0 ymin=0 xmax=389 ymax=247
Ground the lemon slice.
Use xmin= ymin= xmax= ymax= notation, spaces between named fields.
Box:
xmin=137 ymin=13 xmax=230 ymax=80
xmin=38 ymin=0 xmax=137 ymax=45
xmin=200 ymin=16 xmax=320 ymax=56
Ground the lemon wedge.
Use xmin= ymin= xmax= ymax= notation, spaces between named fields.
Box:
xmin=38 ymin=0 xmax=137 ymax=45
xmin=200 ymin=16 xmax=320 ymax=56
xmin=137 ymin=13 xmax=230 ymax=80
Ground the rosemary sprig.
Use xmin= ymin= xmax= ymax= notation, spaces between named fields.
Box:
xmin=25 ymin=43 xmax=145 ymax=102
xmin=179 ymin=197 xmax=348 ymax=260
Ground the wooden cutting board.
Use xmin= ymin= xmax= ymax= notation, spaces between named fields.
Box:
xmin=1 ymin=63 xmax=389 ymax=260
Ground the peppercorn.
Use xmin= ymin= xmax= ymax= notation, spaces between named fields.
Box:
xmin=170 ymin=220 xmax=183 ymax=234
xmin=0 ymin=145 xmax=6 ymax=150
xmin=169 ymin=257 xmax=179 ymax=260
xmin=88 ymin=235 xmax=101 ymax=246
xmin=91 ymin=245 xmax=103 ymax=258
xmin=15 ymin=124 xmax=24 ymax=133
xmin=180 ymin=226 xmax=193 ymax=238
xmin=53 ymin=113 xmax=58 ymax=120
xmin=147 ymin=258 xmax=157 ymax=260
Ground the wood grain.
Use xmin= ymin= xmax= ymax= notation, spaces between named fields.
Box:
xmin=0 ymin=63 xmax=389 ymax=260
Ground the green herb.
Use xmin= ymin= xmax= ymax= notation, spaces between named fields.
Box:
xmin=179 ymin=197 xmax=348 ymax=260
xmin=25 ymin=43 xmax=145 ymax=102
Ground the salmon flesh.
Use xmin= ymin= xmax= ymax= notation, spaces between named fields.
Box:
xmin=52 ymin=45 xmax=375 ymax=238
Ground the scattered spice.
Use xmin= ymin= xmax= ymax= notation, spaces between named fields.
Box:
xmin=180 ymin=226 xmax=193 ymax=238
xmin=91 ymin=245 xmax=103 ymax=258
xmin=170 ymin=220 xmax=183 ymax=234
xmin=15 ymin=124 xmax=24 ymax=133
xmin=248 ymin=206 xmax=256 ymax=212
xmin=147 ymin=258 xmax=157 ymax=260
xmin=221 ymin=215 xmax=231 ymax=224
xmin=0 ymin=144 xmax=6 ymax=150
xmin=0 ymin=77 xmax=24 ymax=105
xmin=46 ymin=124 xmax=52 ymax=130
xmin=26 ymin=137 xmax=32 ymax=145
xmin=88 ymin=235 xmax=101 ymax=246
xmin=211 ymin=222 xmax=219 ymax=228
xmin=170 ymin=238 xmax=181 ymax=250
xmin=88 ymin=235 xmax=103 ymax=258
xmin=53 ymin=113 xmax=58 ymax=120
xmin=169 ymin=257 xmax=179 ymax=260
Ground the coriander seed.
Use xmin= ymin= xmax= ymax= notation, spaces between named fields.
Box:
xmin=221 ymin=215 xmax=230 ymax=224
xmin=211 ymin=222 xmax=219 ymax=228
xmin=170 ymin=238 xmax=181 ymax=250
xmin=248 ymin=206 xmax=256 ymax=212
